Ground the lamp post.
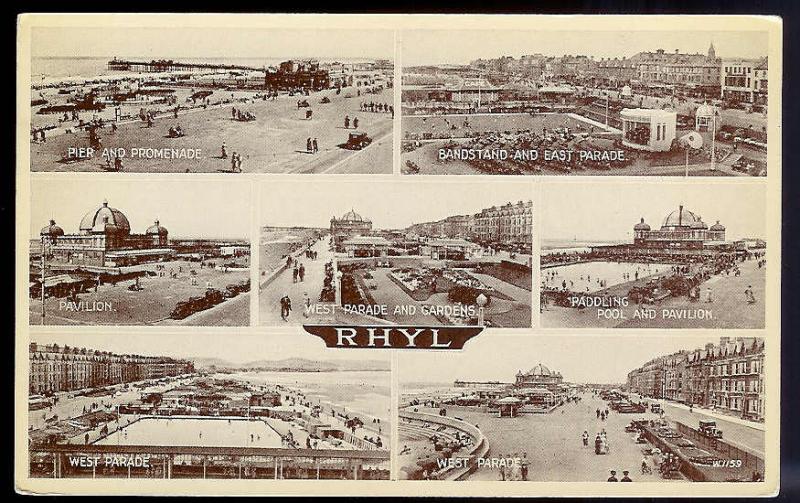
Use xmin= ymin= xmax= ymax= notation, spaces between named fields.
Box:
xmin=710 ymin=107 xmax=717 ymax=171
xmin=40 ymin=235 xmax=46 ymax=325
xmin=476 ymin=293 xmax=488 ymax=326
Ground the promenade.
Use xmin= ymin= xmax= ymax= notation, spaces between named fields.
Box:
xmin=31 ymin=87 xmax=392 ymax=174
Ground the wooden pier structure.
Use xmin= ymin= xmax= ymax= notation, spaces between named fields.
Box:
xmin=107 ymin=58 xmax=261 ymax=73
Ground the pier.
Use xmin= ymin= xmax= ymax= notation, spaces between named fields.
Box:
xmin=107 ymin=58 xmax=261 ymax=73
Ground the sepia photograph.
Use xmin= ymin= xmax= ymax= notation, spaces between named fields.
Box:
xmin=27 ymin=332 xmax=390 ymax=480
xmin=30 ymin=179 xmax=251 ymax=326
xmin=401 ymin=30 xmax=768 ymax=176
xmin=29 ymin=27 xmax=394 ymax=174
xmin=259 ymin=180 xmax=533 ymax=327
xmin=398 ymin=335 xmax=765 ymax=482
xmin=539 ymin=182 xmax=766 ymax=329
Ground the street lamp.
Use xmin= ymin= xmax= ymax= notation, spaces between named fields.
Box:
xmin=476 ymin=293 xmax=488 ymax=326
xmin=40 ymin=235 xmax=47 ymax=325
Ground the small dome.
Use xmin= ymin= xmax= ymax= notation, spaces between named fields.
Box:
xmin=146 ymin=219 xmax=168 ymax=236
xmin=40 ymin=219 xmax=64 ymax=237
xmin=633 ymin=217 xmax=651 ymax=231
xmin=690 ymin=219 xmax=708 ymax=229
xmin=79 ymin=200 xmax=130 ymax=234
xmin=710 ymin=220 xmax=726 ymax=231
xmin=695 ymin=102 xmax=714 ymax=118
xmin=662 ymin=206 xmax=703 ymax=229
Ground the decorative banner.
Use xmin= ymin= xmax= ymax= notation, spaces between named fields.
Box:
xmin=303 ymin=325 xmax=485 ymax=349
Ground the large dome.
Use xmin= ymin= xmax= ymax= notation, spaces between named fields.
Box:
xmin=79 ymin=200 xmax=131 ymax=234
xmin=662 ymin=206 xmax=703 ymax=229
xmin=340 ymin=209 xmax=368 ymax=222
xmin=526 ymin=363 xmax=552 ymax=376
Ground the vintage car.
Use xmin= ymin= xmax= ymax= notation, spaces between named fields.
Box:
xmin=617 ymin=402 xmax=647 ymax=414
xmin=344 ymin=131 xmax=372 ymax=150
xmin=699 ymin=420 xmax=723 ymax=439
xmin=170 ymin=288 xmax=225 ymax=319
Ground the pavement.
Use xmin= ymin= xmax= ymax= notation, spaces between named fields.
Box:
xmin=31 ymin=87 xmax=393 ymax=174
xmin=259 ymin=237 xmax=336 ymax=325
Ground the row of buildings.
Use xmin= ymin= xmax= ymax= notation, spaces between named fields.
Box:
xmin=405 ymin=200 xmax=533 ymax=245
xmin=461 ymin=44 xmax=768 ymax=104
xmin=627 ymin=337 xmax=765 ymax=422
xmin=329 ymin=200 xmax=532 ymax=258
xmin=108 ymin=58 xmax=394 ymax=92
xmin=266 ymin=60 xmax=394 ymax=91
xmin=29 ymin=342 xmax=195 ymax=395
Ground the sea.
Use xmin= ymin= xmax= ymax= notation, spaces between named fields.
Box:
xmin=541 ymin=238 xmax=627 ymax=254
xmin=221 ymin=370 xmax=391 ymax=424
xmin=31 ymin=56 xmax=378 ymax=82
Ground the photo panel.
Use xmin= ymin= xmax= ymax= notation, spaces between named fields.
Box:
xmin=259 ymin=179 xmax=534 ymax=329
xmin=398 ymin=334 xmax=767 ymax=483
xmin=30 ymin=178 xmax=252 ymax=326
xmin=400 ymin=29 xmax=769 ymax=177
xmin=539 ymin=181 xmax=767 ymax=329
xmin=27 ymin=331 xmax=391 ymax=480
xmin=29 ymin=26 xmax=394 ymax=174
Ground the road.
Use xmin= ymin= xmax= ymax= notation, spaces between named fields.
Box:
xmin=159 ymin=291 xmax=250 ymax=326
xmin=650 ymin=398 xmax=764 ymax=456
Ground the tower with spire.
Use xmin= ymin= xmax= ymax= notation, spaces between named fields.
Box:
xmin=708 ymin=41 xmax=716 ymax=60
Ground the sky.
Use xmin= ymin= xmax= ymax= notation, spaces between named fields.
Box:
xmin=399 ymin=334 xmax=744 ymax=384
xmin=260 ymin=179 xmax=534 ymax=230
xmin=540 ymin=181 xmax=766 ymax=242
xmin=30 ymin=332 xmax=389 ymax=364
xmin=32 ymin=27 xmax=393 ymax=61
xmin=30 ymin=179 xmax=251 ymax=240
xmin=403 ymin=30 xmax=769 ymax=67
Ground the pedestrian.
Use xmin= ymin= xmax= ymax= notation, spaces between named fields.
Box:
xmin=520 ymin=453 xmax=529 ymax=481
xmin=312 ymin=137 xmax=319 ymax=153
xmin=293 ymin=266 xmax=299 ymax=283
xmin=582 ymin=431 xmax=589 ymax=447
xmin=344 ymin=115 xmax=350 ymax=129
xmin=221 ymin=142 xmax=228 ymax=159
xmin=745 ymin=285 xmax=756 ymax=304
xmin=280 ymin=295 xmax=292 ymax=321
xmin=307 ymin=137 xmax=313 ymax=153
xmin=353 ymin=117 xmax=359 ymax=129
xmin=299 ymin=263 xmax=305 ymax=282
xmin=303 ymin=292 xmax=310 ymax=318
